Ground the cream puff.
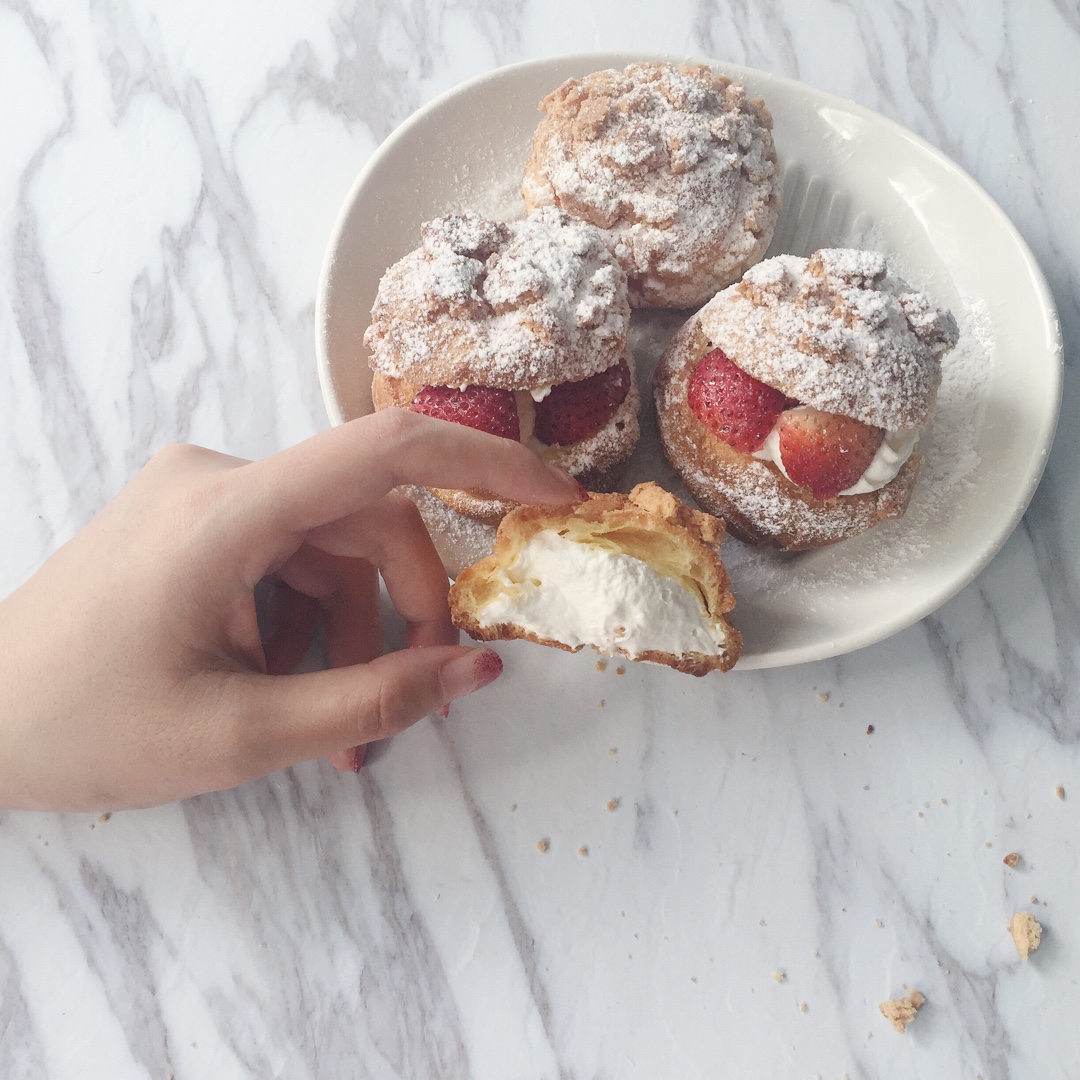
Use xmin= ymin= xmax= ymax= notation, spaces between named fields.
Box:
xmin=654 ymin=249 xmax=959 ymax=550
xmin=522 ymin=61 xmax=780 ymax=309
xmin=364 ymin=208 xmax=639 ymax=523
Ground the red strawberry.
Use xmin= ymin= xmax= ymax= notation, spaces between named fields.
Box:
xmin=410 ymin=384 xmax=519 ymax=440
xmin=534 ymin=360 xmax=631 ymax=446
xmin=777 ymin=407 xmax=885 ymax=500
xmin=687 ymin=348 xmax=788 ymax=453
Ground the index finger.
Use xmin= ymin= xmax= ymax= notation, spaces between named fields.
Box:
xmin=236 ymin=409 xmax=586 ymax=535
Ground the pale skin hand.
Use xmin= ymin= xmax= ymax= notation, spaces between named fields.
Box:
xmin=0 ymin=409 xmax=586 ymax=812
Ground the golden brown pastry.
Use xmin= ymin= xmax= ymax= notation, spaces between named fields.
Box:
xmin=449 ymin=482 xmax=741 ymax=675
xmin=522 ymin=62 xmax=780 ymax=309
xmin=654 ymin=249 xmax=959 ymax=550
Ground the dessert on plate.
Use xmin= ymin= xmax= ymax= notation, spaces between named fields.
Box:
xmin=522 ymin=61 xmax=780 ymax=309
xmin=653 ymin=248 xmax=959 ymax=550
xmin=364 ymin=208 xmax=639 ymax=524
xmin=448 ymin=482 xmax=741 ymax=675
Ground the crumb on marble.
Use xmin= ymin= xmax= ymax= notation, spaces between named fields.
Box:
xmin=690 ymin=975 xmax=697 ymax=983
xmin=863 ymin=785 xmax=870 ymax=791
xmin=772 ymin=970 xmax=785 ymax=982
xmin=615 ymin=666 xmax=626 ymax=676
xmin=537 ymin=839 xmax=549 ymax=854
xmin=879 ymin=989 xmax=926 ymax=1033
xmin=985 ymin=841 xmax=993 ymax=848
xmin=578 ymin=846 xmax=588 ymax=857
xmin=922 ymin=801 xmax=930 ymax=809
xmin=941 ymin=798 xmax=948 ymax=805
xmin=1003 ymin=852 xmax=1020 ymax=868
xmin=875 ymin=919 xmax=884 ymax=928
xmin=98 ymin=813 xmax=111 ymax=823
xmin=596 ymin=659 xmax=607 ymax=672
xmin=606 ymin=798 xmax=620 ymax=812
xmin=1009 ymin=912 xmax=1042 ymax=960
xmin=758 ymin=919 xmax=766 ymax=927
xmin=509 ymin=803 xmax=517 ymax=812
xmin=1030 ymin=895 xmax=1038 ymax=904
xmin=798 ymin=1002 xmax=808 ymax=1013
xmin=811 ymin=948 xmax=819 ymax=958
xmin=597 ymin=699 xmax=605 ymax=708
xmin=1055 ymin=784 xmax=1065 ymax=800
xmin=917 ymin=811 xmax=924 ymax=818
xmin=866 ymin=724 xmax=874 ymax=734
xmin=818 ymin=692 xmax=829 ymax=703
xmin=608 ymin=746 xmax=617 ymax=755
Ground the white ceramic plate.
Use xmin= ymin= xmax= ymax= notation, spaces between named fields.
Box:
xmin=316 ymin=53 xmax=1062 ymax=670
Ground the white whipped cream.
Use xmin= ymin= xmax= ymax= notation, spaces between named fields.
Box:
xmin=751 ymin=420 xmax=918 ymax=496
xmin=474 ymin=531 xmax=729 ymax=659
xmin=529 ymin=385 xmax=554 ymax=402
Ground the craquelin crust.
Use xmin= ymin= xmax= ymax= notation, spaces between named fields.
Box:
xmin=522 ymin=62 xmax=780 ymax=309
xmin=448 ymin=482 xmax=742 ymax=675
xmin=364 ymin=208 xmax=630 ymax=389
xmin=654 ymin=311 xmax=922 ymax=551
xmin=698 ymin=249 xmax=959 ymax=430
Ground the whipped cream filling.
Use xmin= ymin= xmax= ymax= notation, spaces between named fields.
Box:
xmin=474 ymin=531 xmax=728 ymax=659
xmin=751 ymin=422 xmax=918 ymax=496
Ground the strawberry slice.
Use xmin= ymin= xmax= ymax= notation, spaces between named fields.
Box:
xmin=534 ymin=360 xmax=631 ymax=446
xmin=410 ymin=384 xmax=519 ymax=440
xmin=687 ymin=348 xmax=788 ymax=453
xmin=777 ymin=407 xmax=885 ymax=500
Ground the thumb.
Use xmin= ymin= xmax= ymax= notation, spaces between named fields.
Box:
xmin=250 ymin=645 xmax=504 ymax=770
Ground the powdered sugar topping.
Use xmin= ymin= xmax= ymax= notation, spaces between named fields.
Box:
xmin=365 ymin=207 xmax=630 ymax=389
xmin=701 ymin=249 xmax=959 ymax=430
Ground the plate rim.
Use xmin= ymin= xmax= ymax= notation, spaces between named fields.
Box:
xmin=315 ymin=51 xmax=1064 ymax=671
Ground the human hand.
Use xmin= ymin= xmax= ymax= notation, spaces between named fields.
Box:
xmin=0 ymin=409 xmax=586 ymax=812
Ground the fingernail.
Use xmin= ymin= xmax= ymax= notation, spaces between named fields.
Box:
xmin=439 ymin=703 xmax=450 ymax=719
xmin=352 ymin=746 xmax=366 ymax=772
xmin=544 ymin=462 xmax=590 ymax=502
xmin=440 ymin=648 xmax=504 ymax=703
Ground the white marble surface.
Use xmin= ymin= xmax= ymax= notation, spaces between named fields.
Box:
xmin=1 ymin=2 xmax=1077 ymax=1077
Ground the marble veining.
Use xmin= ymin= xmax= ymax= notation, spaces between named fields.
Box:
xmin=2 ymin=1 xmax=1079 ymax=1078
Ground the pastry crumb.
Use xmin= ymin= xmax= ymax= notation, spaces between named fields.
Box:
xmin=690 ymin=975 xmax=697 ymax=983
xmin=608 ymin=746 xmax=617 ymax=755
xmin=811 ymin=948 xmax=819 ymax=958
xmin=578 ymin=846 xmax=588 ymax=857
xmin=606 ymin=798 xmax=620 ymax=812
xmin=595 ymin=660 xmax=607 ymax=672
xmin=818 ymin=692 xmax=829 ymax=703
xmin=862 ymin=785 xmax=870 ymax=791
xmin=98 ymin=813 xmax=112 ymax=823
xmin=879 ymin=989 xmax=926 ymax=1033
xmin=875 ymin=919 xmax=884 ymax=928
xmin=758 ymin=919 xmax=766 ymax=927
xmin=866 ymin=724 xmax=874 ymax=734
xmin=509 ymin=803 xmax=517 ymax=812
xmin=1055 ymin=784 xmax=1065 ymax=800
xmin=917 ymin=811 xmax=924 ymax=818
xmin=984 ymin=841 xmax=992 ymax=848
xmin=615 ymin=666 xmax=626 ymax=675
xmin=940 ymin=797 xmax=948 ymax=805
xmin=597 ymin=699 xmax=605 ymax=708
xmin=798 ymin=1002 xmax=808 ymax=1013
xmin=1009 ymin=912 xmax=1042 ymax=960
xmin=537 ymin=839 xmax=549 ymax=854
xmin=1003 ymin=851 xmax=1020 ymax=868
xmin=772 ymin=970 xmax=785 ymax=982
xmin=1030 ymin=895 xmax=1038 ymax=904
